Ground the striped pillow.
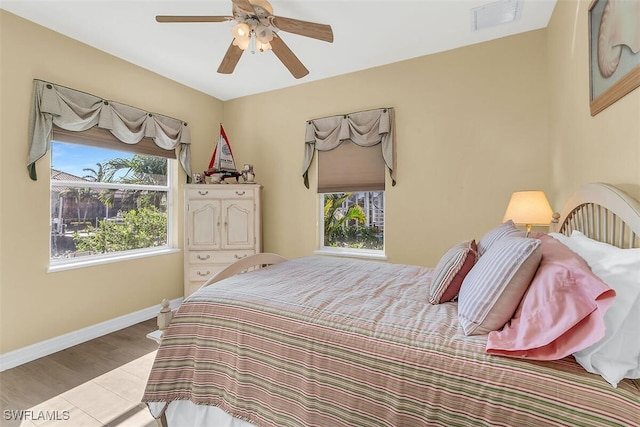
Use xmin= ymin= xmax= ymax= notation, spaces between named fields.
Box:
xmin=477 ymin=220 xmax=525 ymax=256
xmin=429 ymin=240 xmax=478 ymax=304
xmin=458 ymin=237 xmax=542 ymax=336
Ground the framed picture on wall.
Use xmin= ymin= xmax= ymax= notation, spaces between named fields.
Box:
xmin=588 ymin=0 xmax=640 ymax=116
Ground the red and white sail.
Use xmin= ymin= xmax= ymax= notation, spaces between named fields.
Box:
xmin=207 ymin=125 xmax=238 ymax=173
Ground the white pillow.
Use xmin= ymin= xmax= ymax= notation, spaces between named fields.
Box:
xmin=550 ymin=231 xmax=640 ymax=387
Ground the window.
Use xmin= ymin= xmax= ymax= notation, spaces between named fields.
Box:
xmin=50 ymin=130 xmax=174 ymax=268
xmin=304 ymin=108 xmax=395 ymax=260
xmin=320 ymin=191 xmax=385 ymax=256
xmin=316 ymin=141 xmax=386 ymax=259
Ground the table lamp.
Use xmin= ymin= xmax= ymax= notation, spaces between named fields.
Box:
xmin=503 ymin=190 xmax=553 ymax=236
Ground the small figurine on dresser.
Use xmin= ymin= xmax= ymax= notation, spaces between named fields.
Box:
xmin=242 ymin=164 xmax=256 ymax=183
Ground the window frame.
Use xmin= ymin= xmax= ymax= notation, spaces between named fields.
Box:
xmin=315 ymin=191 xmax=387 ymax=261
xmin=48 ymin=141 xmax=178 ymax=272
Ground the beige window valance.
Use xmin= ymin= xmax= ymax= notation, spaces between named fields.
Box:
xmin=27 ymin=79 xmax=192 ymax=181
xmin=302 ymin=107 xmax=396 ymax=189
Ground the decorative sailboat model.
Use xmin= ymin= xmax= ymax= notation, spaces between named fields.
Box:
xmin=203 ymin=125 xmax=242 ymax=183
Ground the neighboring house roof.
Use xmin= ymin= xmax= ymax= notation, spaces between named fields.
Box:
xmin=51 ymin=168 xmax=91 ymax=193
xmin=51 ymin=168 xmax=88 ymax=182
xmin=50 ymin=168 xmax=126 ymax=202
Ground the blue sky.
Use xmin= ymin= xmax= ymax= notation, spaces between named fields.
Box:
xmin=51 ymin=141 xmax=133 ymax=178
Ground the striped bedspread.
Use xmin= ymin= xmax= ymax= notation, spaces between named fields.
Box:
xmin=143 ymin=256 xmax=639 ymax=426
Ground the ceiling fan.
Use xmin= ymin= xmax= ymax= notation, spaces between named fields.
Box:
xmin=156 ymin=0 xmax=333 ymax=79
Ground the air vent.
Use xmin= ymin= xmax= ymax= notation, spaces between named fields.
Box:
xmin=471 ymin=0 xmax=522 ymax=31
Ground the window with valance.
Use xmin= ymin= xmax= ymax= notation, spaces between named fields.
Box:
xmin=27 ymin=79 xmax=192 ymax=181
xmin=302 ymin=107 xmax=396 ymax=190
xmin=303 ymin=107 xmax=395 ymax=259
xmin=28 ymin=80 xmax=189 ymax=268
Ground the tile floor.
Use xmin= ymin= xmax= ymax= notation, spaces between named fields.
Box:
xmin=12 ymin=352 xmax=156 ymax=427
xmin=0 ymin=320 xmax=159 ymax=427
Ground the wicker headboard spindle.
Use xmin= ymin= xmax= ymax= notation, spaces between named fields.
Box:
xmin=555 ymin=183 xmax=640 ymax=250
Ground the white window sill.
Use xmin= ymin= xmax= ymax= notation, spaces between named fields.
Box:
xmin=314 ymin=247 xmax=387 ymax=261
xmin=48 ymin=247 xmax=181 ymax=273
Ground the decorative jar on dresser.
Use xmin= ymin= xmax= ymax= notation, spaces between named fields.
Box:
xmin=183 ymin=184 xmax=262 ymax=296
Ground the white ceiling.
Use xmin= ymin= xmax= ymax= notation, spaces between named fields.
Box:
xmin=1 ymin=0 xmax=557 ymax=101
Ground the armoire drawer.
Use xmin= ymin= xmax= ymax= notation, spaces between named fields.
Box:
xmin=188 ymin=250 xmax=255 ymax=264
xmin=187 ymin=265 xmax=226 ymax=282
xmin=186 ymin=188 xmax=255 ymax=200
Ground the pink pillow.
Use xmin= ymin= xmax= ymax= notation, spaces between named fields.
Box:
xmin=429 ymin=240 xmax=477 ymax=304
xmin=486 ymin=234 xmax=615 ymax=360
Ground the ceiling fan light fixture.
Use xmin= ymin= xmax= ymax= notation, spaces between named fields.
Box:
xmin=233 ymin=22 xmax=273 ymax=53
xmin=233 ymin=34 xmax=251 ymax=50
xmin=256 ymin=40 xmax=272 ymax=52
xmin=232 ymin=22 xmax=250 ymax=39
xmin=255 ymin=25 xmax=273 ymax=44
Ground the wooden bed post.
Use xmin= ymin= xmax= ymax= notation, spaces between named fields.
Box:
xmin=153 ymin=254 xmax=288 ymax=341
xmin=157 ymin=298 xmax=173 ymax=335
xmin=550 ymin=212 xmax=561 ymax=232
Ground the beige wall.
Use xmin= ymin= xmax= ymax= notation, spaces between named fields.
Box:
xmin=547 ymin=0 xmax=640 ymax=205
xmin=2 ymin=0 xmax=639 ymax=355
xmin=0 ymin=11 xmax=223 ymax=353
xmin=224 ymin=29 xmax=550 ymax=266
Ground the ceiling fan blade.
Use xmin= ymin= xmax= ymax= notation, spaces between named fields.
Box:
xmin=156 ymin=15 xmax=232 ymax=23
xmin=269 ymin=36 xmax=309 ymax=79
xmin=217 ymin=41 xmax=244 ymax=74
xmin=231 ymin=0 xmax=256 ymax=14
xmin=271 ymin=16 xmax=333 ymax=43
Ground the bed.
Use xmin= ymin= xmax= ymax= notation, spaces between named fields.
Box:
xmin=143 ymin=182 xmax=640 ymax=427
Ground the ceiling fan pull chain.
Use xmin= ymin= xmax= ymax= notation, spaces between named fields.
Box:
xmin=249 ymin=31 xmax=257 ymax=54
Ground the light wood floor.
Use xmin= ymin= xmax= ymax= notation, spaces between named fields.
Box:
xmin=0 ymin=319 xmax=160 ymax=427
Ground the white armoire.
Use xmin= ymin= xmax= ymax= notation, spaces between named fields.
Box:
xmin=183 ymin=184 xmax=262 ymax=296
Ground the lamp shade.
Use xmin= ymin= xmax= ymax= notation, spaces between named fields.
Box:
xmin=503 ymin=191 xmax=553 ymax=226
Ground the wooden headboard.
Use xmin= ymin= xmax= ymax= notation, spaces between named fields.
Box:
xmin=553 ymin=183 xmax=640 ymax=249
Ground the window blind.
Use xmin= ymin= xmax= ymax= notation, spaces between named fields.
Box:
xmin=52 ymin=126 xmax=177 ymax=159
xmin=317 ymin=139 xmax=385 ymax=193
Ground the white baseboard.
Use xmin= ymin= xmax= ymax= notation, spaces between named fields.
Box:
xmin=0 ymin=297 xmax=183 ymax=372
